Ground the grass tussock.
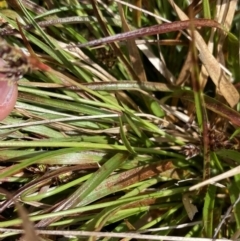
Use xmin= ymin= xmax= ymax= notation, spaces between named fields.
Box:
xmin=0 ymin=0 xmax=240 ymax=240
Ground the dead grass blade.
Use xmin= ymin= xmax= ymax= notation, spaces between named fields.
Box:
xmin=169 ymin=0 xmax=239 ymax=107
xmin=117 ymin=2 xmax=147 ymax=82
xmin=0 ymin=188 xmax=40 ymax=241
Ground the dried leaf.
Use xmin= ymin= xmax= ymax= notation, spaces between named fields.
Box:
xmin=182 ymin=193 xmax=198 ymax=220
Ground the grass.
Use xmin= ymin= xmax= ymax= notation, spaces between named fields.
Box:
xmin=0 ymin=0 xmax=240 ymax=240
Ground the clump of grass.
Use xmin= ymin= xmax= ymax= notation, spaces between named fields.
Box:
xmin=0 ymin=0 xmax=240 ymax=240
